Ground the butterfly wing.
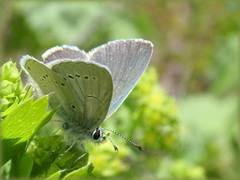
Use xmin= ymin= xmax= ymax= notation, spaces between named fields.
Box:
xmin=42 ymin=45 xmax=88 ymax=63
xmin=20 ymin=56 xmax=83 ymax=123
xmin=50 ymin=60 xmax=113 ymax=129
xmin=89 ymin=39 xmax=153 ymax=118
xmin=21 ymin=56 xmax=113 ymax=130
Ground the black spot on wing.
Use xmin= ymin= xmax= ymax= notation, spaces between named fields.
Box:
xmin=75 ymin=74 xmax=80 ymax=78
xmin=67 ymin=74 xmax=74 ymax=79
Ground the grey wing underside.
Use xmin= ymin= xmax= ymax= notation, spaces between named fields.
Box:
xmin=41 ymin=39 xmax=153 ymax=119
xmin=51 ymin=60 xmax=113 ymax=129
xmin=21 ymin=56 xmax=113 ymax=130
xmin=42 ymin=45 xmax=88 ymax=63
xmin=89 ymin=39 xmax=153 ymax=118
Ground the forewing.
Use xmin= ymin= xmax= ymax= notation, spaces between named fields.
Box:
xmin=51 ymin=60 xmax=113 ymax=129
xmin=42 ymin=45 xmax=88 ymax=63
xmin=89 ymin=39 xmax=153 ymax=118
xmin=20 ymin=56 xmax=84 ymax=126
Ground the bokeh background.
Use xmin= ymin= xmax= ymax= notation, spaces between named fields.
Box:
xmin=1 ymin=1 xmax=239 ymax=179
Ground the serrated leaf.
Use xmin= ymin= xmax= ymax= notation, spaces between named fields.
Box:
xmin=1 ymin=96 xmax=54 ymax=141
xmin=1 ymin=99 xmax=19 ymax=118
xmin=0 ymin=96 xmax=56 ymax=164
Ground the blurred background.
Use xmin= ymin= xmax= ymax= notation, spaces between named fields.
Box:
xmin=1 ymin=1 xmax=239 ymax=179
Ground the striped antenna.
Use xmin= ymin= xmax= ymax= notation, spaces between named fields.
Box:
xmin=103 ymin=128 xmax=143 ymax=151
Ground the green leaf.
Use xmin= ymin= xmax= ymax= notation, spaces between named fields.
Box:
xmin=1 ymin=99 xmax=19 ymax=117
xmin=45 ymin=170 xmax=62 ymax=180
xmin=46 ymin=164 xmax=62 ymax=179
xmin=0 ymin=96 xmax=57 ymax=164
xmin=62 ymin=162 xmax=92 ymax=179
xmin=18 ymin=154 xmax=34 ymax=179
xmin=0 ymin=139 xmax=27 ymax=166
xmin=21 ymin=85 xmax=34 ymax=102
xmin=0 ymin=160 xmax=11 ymax=179
xmin=1 ymin=96 xmax=56 ymax=141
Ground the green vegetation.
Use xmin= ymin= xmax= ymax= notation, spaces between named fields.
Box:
xmin=0 ymin=62 xmax=179 ymax=179
xmin=1 ymin=1 xmax=239 ymax=179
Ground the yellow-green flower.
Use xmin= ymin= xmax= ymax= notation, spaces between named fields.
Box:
xmin=0 ymin=61 xmax=32 ymax=117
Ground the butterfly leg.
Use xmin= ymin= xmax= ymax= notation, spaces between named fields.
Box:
xmin=103 ymin=132 xmax=118 ymax=152
xmin=56 ymin=141 xmax=77 ymax=161
xmin=72 ymin=153 xmax=88 ymax=166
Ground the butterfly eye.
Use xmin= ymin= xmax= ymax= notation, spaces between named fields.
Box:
xmin=92 ymin=128 xmax=101 ymax=140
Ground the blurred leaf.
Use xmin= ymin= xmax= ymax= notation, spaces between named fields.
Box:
xmin=15 ymin=2 xmax=122 ymax=46
xmin=27 ymin=135 xmax=90 ymax=179
xmin=62 ymin=162 xmax=92 ymax=179
xmin=18 ymin=154 xmax=34 ymax=179
xmin=45 ymin=170 xmax=62 ymax=180
xmin=210 ymin=34 xmax=239 ymax=95
xmin=179 ymin=94 xmax=238 ymax=177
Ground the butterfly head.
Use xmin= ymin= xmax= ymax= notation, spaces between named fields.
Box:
xmin=91 ymin=127 xmax=107 ymax=143
xmin=62 ymin=122 xmax=141 ymax=152
xmin=62 ymin=123 xmax=108 ymax=143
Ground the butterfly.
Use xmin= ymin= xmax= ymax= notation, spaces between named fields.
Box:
xmin=20 ymin=39 xmax=153 ymax=151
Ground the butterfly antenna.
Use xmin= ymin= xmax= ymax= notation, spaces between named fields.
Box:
xmin=103 ymin=128 xmax=143 ymax=151
xmin=105 ymin=133 xmax=119 ymax=153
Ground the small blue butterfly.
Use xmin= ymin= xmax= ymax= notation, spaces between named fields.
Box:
xmin=20 ymin=39 xmax=153 ymax=151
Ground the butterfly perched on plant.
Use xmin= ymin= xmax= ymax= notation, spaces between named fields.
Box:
xmin=20 ymin=39 xmax=153 ymax=151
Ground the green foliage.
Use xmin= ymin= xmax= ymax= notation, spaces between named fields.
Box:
xmin=210 ymin=34 xmax=239 ymax=95
xmin=1 ymin=1 xmax=239 ymax=179
xmin=0 ymin=62 xmax=32 ymax=117
xmin=1 ymin=61 xmax=180 ymax=179
xmin=1 ymin=96 xmax=55 ymax=164
xmin=179 ymin=94 xmax=239 ymax=178
xmin=158 ymin=159 xmax=206 ymax=179
xmin=27 ymin=136 xmax=92 ymax=179
xmin=0 ymin=62 xmax=92 ymax=179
